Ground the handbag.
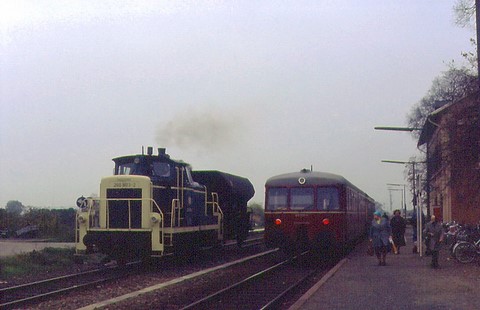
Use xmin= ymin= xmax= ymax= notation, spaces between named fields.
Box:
xmin=367 ymin=241 xmax=374 ymax=256
xmin=389 ymin=237 xmax=398 ymax=254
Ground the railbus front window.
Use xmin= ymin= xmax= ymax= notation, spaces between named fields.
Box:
xmin=317 ymin=187 xmax=340 ymax=210
xmin=266 ymin=188 xmax=288 ymax=211
xmin=291 ymin=188 xmax=314 ymax=210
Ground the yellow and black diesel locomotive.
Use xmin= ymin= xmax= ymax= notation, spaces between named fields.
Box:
xmin=75 ymin=147 xmax=254 ymax=263
xmin=264 ymin=169 xmax=375 ymax=256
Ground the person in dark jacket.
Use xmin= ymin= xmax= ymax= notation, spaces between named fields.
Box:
xmin=424 ymin=215 xmax=444 ymax=268
xmin=390 ymin=209 xmax=407 ymax=254
xmin=369 ymin=210 xmax=392 ymax=266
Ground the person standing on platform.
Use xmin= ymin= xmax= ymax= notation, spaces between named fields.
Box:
xmin=369 ymin=210 xmax=392 ymax=266
xmin=390 ymin=209 xmax=407 ymax=254
xmin=382 ymin=212 xmax=389 ymax=221
xmin=424 ymin=215 xmax=444 ymax=269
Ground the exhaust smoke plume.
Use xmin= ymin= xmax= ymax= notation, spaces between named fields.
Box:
xmin=155 ymin=107 xmax=246 ymax=152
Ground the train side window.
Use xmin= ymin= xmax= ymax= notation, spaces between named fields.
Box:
xmin=291 ymin=188 xmax=314 ymax=210
xmin=317 ymin=187 xmax=339 ymax=210
xmin=266 ymin=188 xmax=288 ymax=211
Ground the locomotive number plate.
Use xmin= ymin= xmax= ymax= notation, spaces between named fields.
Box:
xmin=113 ymin=182 xmax=137 ymax=188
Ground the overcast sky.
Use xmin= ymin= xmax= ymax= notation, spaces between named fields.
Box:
xmin=0 ymin=1 xmax=474 ymax=211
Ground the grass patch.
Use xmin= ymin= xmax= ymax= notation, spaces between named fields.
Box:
xmin=0 ymin=247 xmax=77 ymax=280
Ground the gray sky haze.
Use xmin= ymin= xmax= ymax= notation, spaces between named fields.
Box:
xmin=0 ymin=1 xmax=474 ymax=211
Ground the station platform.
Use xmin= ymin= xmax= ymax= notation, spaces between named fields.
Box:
xmin=289 ymin=228 xmax=480 ymax=310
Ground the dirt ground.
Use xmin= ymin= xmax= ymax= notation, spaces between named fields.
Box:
xmin=0 ymin=239 xmax=74 ymax=257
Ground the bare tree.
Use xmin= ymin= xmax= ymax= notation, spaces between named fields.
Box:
xmin=454 ymin=0 xmax=480 ymax=89
xmin=454 ymin=0 xmax=476 ymax=28
xmin=407 ymin=64 xmax=478 ymax=137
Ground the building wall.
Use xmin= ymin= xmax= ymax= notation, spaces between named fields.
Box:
xmin=427 ymin=94 xmax=480 ymax=224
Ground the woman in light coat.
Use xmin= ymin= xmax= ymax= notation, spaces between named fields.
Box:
xmin=369 ymin=210 xmax=392 ymax=266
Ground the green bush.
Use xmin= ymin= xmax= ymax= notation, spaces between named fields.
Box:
xmin=0 ymin=247 xmax=77 ymax=279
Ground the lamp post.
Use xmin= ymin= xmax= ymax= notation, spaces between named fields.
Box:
xmin=374 ymin=125 xmax=423 ymax=216
xmin=387 ymin=183 xmax=407 ymax=218
xmin=382 ymin=160 xmax=418 ymax=211
xmin=382 ymin=159 xmax=424 ymax=256
xmin=376 ymin=126 xmax=426 ymax=256
xmin=374 ymin=126 xmax=422 ymax=132
xmin=476 ymin=0 xmax=480 ymax=92
xmin=388 ymin=187 xmax=406 ymax=218
xmin=388 ymin=188 xmax=401 ymax=213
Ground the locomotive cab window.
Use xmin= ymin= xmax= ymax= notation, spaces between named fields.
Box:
xmin=117 ymin=163 xmax=135 ymax=175
xmin=291 ymin=188 xmax=314 ymax=210
xmin=184 ymin=166 xmax=200 ymax=186
xmin=152 ymin=162 xmax=171 ymax=177
xmin=317 ymin=187 xmax=339 ymax=210
xmin=117 ymin=157 xmax=151 ymax=176
xmin=266 ymin=188 xmax=288 ymax=210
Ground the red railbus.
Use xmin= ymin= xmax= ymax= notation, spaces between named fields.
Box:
xmin=264 ymin=169 xmax=375 ymax=255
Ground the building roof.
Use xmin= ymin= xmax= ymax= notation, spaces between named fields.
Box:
xmin=417 ymin=92 xmax=479 ymax=147
xmin=417 ymin=101 xmax=453 ymax=146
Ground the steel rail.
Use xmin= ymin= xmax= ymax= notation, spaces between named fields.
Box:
xmin=259 ymin=267 xmax=318 ymax=310
xmin=0 ymin=273 xmax=126 ymax=309
xmin=0 ymin=263 xmax=139 ymax=308
xmin=0 ymin=265 xmax=116 ymax=293
xmin=180 ymin=251 xmax=310 ymax=310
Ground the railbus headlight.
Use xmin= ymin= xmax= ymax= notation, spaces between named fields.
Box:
xmin=322 ymin=218 xmax=330 ymax=225
xmin=275 ymin=218 xmax=282 ymax=225
xmin=78 ymin=215 xmax=86 ymax=224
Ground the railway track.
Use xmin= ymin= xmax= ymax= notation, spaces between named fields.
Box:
xmin=96 ymin=249 xmax=338 ymax=310
xmin=0 ymin=263 xmax=137 ymax=309
xmin=179 ymin=251 xmax=325 ymax=310
xmin=0 ymin=234 xmax=264 ymax=309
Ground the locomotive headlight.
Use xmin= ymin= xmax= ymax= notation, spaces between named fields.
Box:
xmin=77 ymin=215 xmax=86 ymax=224
xmin=275 ymin=218 xmax=282 ymax=225
xmin=322 ymin=218 xmax=330 ymax=225
xmin=150 ymin=213 xmax=161 ymax=224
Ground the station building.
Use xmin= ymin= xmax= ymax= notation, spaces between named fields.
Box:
xmin=418 ymin=92 xmax=480 ymax=224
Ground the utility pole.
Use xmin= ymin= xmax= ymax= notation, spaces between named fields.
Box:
xmin=388 ymin=189 xmax=393 ymax=212
xmin=477 ymin=0 xmax=480 ymax=90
